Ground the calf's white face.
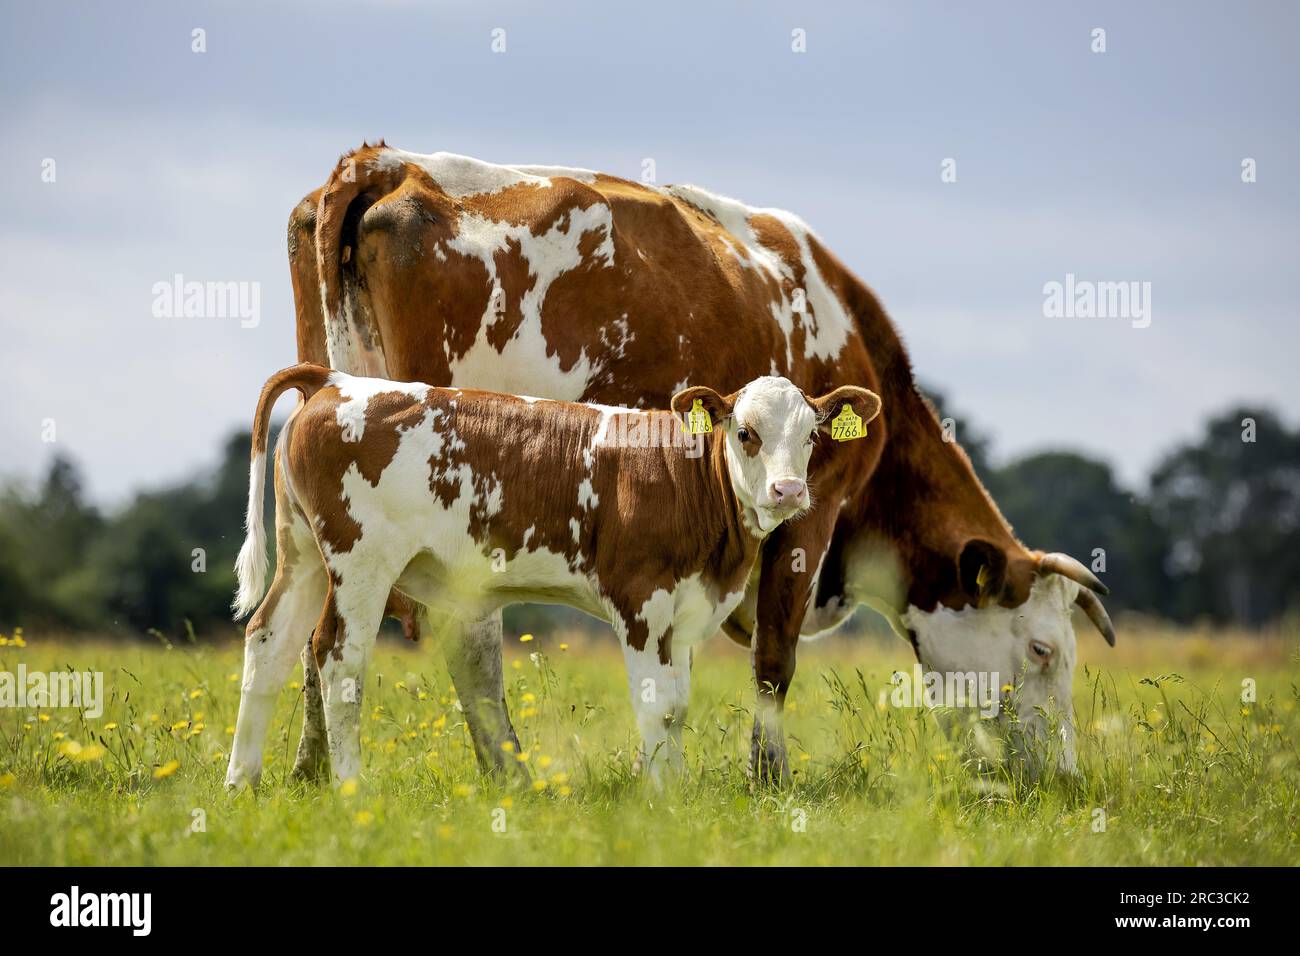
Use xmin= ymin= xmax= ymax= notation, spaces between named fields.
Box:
xmin=902 ymin=574 xmax=1081 ymax=773
xmin=671 ymin=377 xmax=882 ymax=535
xmin=725 ymin=378 xmax=818 ymax=532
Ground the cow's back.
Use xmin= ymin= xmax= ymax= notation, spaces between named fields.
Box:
xmin=305 ymin=146 xmax=879 ymax=420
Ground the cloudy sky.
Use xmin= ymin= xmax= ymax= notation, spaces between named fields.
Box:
xmin=2 ymin=0 xmax=1296 ymax=503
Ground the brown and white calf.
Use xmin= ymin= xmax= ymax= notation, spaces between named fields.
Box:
xmin=224 ymin=363 xmax=879 ymax=787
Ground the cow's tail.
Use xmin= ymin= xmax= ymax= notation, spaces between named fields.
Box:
xmin=233 ymin=363 xmax=334 ymax=619
xmin=314 ymin=141 xmax=404 ymax=366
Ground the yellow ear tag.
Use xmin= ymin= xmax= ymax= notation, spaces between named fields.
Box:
xmin=683 ymin=398 xmax=713 ymax=435
xmin=975 ymin=564 xmax=991 ymax=608
xmin=830 ymin=403 xmax=865 ymax=442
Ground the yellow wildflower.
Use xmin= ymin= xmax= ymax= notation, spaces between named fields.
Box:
xmin=75 ymin=744 xmax=105 ymax=763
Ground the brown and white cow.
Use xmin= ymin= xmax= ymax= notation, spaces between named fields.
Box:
xmin=224 ymin=363 xmax=879 ymax=788
xmin=283 ymin=143 xmax=1115 ymax=781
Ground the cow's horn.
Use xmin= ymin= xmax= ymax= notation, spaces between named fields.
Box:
xmin=1038 ymin=552 xmax=1109 ymax=595
xmin=1074 ymin=589 xmax=1117 ymax=647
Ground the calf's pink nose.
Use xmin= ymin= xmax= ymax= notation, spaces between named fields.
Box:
xmin=770 ymin=478 xmax=807 ymax=506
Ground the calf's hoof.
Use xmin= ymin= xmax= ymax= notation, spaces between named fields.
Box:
xmin=224 ymin=766 xmax=261 ymax=792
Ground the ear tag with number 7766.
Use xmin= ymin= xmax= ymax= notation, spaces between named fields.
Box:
xmin=830 ymin=403 xmax=865 ymax=442
xmin=683 ymin=398 xmax=713 ymax=434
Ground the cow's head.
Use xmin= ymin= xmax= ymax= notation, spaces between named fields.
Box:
xmin=900 ymin=543 xmax=1115 ymax=774
xmin=672 ymin=377 xmax=881 ymax=534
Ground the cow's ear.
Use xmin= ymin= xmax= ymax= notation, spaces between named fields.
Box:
xmin=812 ymin=385 xmax=882 ymax=434
xmin=958 ymin=538 xmax=1008 ymax=608
xmin=671 ymin=386 xmax=733 ymax=424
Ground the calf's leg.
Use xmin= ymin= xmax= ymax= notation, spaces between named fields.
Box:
xmin=292 ymin=590 xmax=416 ymax=781
xmin=315 ymin=580 xmax=388 ymax=786
xmin=620 ymin=629 xmax=692 ymax=785
xmin=226 ymin=542 xmax=327 ymax=790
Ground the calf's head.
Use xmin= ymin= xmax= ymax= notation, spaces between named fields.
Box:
xmin=672 ymin=377 xmax=881 ymax=534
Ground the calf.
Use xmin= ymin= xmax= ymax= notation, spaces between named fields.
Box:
xmin=224 ymin=364 xmax=879 ymax=788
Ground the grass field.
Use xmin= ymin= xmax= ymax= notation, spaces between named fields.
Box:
xmin=2 ymin=621 xmax=1297 ymax=866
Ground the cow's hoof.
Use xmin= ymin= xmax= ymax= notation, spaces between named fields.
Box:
xmin=289 ymin=759 xmax=327 ymax=784
xmin=290 ymin=737 xmax=330 ymax=783
xmin=750 ymin=732 xmax=790 ymax=787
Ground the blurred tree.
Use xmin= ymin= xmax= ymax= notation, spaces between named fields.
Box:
xmin=0 ymin=456 xmax=105 ymax=629
xmin=87 ymin=429 xmax=264 ymax=637
xmin=1147 ymin=407 xmax=1300 ymax=625
xmin=988 ymin=452 xmax=1170 ymax=612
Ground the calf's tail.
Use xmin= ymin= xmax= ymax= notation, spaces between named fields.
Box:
xmin=232 ymin=363 xmax=333 ymax=618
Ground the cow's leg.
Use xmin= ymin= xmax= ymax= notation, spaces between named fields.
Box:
xmin=226 ymin=526 xmax=327 ymax=791
xmin=425 ymin=606 xmax=529 ymax=782
xmin=315 ymin=580 xmax=388 ymax=786
xmin=290 ymin=641 xmax=329 ymax=781
xmin=749 ymin=498 xmax=842 ymax=785
xmin=620 ymin=629 xmax=691 ymax=785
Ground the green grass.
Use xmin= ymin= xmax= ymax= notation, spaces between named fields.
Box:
xmin=1 ymin=624 xmax=1297 ymax=866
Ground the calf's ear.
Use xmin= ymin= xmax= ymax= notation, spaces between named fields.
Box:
xmin=671 ymin=386 xmax=734 ymax=424
xmin=812 ymin=385 xmax=882 ymax=433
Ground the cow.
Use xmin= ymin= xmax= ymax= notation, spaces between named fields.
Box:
xmin=283 ymin=142 xmax=1116 ymax=782
xmin=223 ymin=363 xmax=880 ymax=788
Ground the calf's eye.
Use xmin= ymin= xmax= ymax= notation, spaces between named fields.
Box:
xmin=737 ymin=427 xmax=751 ymax=443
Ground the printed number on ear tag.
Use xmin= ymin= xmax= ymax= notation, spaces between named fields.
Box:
xmin=683 ymin=398 xmax=713 ymax=435
xmin=830 ymin=403 xmax=864 ymax=442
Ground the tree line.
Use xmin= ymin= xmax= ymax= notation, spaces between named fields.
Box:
xmin=1 ymin=397 xmax=1297 ymax=639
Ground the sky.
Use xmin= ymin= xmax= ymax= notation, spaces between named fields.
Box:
xmin=1 ymin=0 xmax=1297 ymax=503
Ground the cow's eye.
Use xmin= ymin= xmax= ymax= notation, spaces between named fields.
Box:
xmin=737 ymin=427 xmax=752 ymax=443
xmin=1029 ymin=641 xmax=1053 ymax=662
xmin=806 ymin=430 xmax=817 ymax=444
